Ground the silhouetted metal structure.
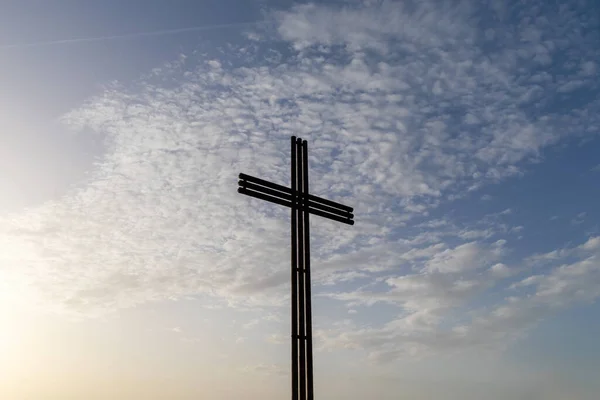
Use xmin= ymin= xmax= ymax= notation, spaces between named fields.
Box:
xmin=238 ymin=136 xmax=354 ymax=400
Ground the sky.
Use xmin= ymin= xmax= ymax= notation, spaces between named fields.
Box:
xmin=1 ymin=0 xmax=600 ymax=399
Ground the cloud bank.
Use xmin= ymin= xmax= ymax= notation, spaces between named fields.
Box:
xmin=1 ymin=0 xmax=599 ymax=364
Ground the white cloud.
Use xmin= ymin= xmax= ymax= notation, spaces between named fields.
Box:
xmin=240 ymin=363 xmax=287 ymax=376
xmin=1 ymin=0 xmax=599 ymax=368
xmin=489 ymin=263 xmax=513 ymax=278
xmin=557 ymin=80 xmax=584 ymax=93
xmin=526 ymin=248 xmax=570 ymax=266
xmin=425 ymin=241 xmax=504 ymax=274
xmin=321 ymin=236 xmax=600 ymax=362
xmin=580 ymin=236 xmax=600 ymax=251
xmin=571 ymin=212 xmax=587 ymax=225
xmin=235 ymin=336 xmax=246 ymax=344
xmin=265 ymin=334 xmax=286 ymax=345
xmin=207 ymin=59 xmax=222 ymax=69
xmin=581 ymin=61 xmax=597 ymax=76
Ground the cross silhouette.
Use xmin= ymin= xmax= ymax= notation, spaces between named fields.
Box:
xmin=238 ymin=136 xmax=354 ymax=400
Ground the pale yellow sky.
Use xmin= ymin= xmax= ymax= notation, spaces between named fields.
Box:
xmin=0 ymin=302 xmax=591 ymax=400
xmin=0 ymin=303 xmax=280 ymax=400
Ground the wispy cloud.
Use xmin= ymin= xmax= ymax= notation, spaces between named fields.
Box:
xmin=1 ymin=0 xmax=599 ymax=366
xmin=320 ymin=236 xmax=600 ymax=363
xmin=240 ymin=363 xmax=287 ymax=376
xmin=0 ymin=21 xmax=261 ymax=50
xmin=571 ymin=212 xmax=587 ymax=225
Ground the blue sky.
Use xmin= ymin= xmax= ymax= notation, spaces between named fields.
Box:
xmin=1 ymin=1 xmax=600 ymax=399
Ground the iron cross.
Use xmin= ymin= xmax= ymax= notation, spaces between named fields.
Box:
xmin=237 ymin=136 xmax=354 ymax=400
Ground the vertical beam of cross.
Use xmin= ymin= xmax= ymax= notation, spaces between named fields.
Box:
xmin=296 ymin=138 xmax=306 ymax=399
xmin=290 ymin=137 xmax=299 ymax=400
xmin=294 ymin=137 xmax=309 ymax=400
xmin=301 ymin=138 xmax=315 ymax=400
xmin=237 ymin=136 xmax=354 ymax=400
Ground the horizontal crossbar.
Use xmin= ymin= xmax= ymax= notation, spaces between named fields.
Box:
xmin=239 ymin=173 xmax=353 ymax=213
xmin=239 ymin=181 xmax=354 ymax=219
xmin=238 ymin=187 xmax=354 ymax=225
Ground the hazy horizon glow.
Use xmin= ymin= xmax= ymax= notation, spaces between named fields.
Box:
xmin=1 ymin=1 xmax=600 ymax=399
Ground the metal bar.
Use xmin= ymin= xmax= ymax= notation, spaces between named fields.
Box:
xmin=291 ymin=137 xmax=299 ymax=400
xmin=238 ymin=188 xmax=354 ymax=225
xmin=238 ymin=180 xmax=291 ymax=201
xmin=239 ymin=172 xmax=291 ymax=195
xmin=302 ymin=140 xmax=314 ymax=400
xmin=237 ymin=188 xmax=291 ymax=208
xmin=238 ymin=188 xmax=354 ymax=226
xmin=239 ymin=181 xmax=354 ymax=219
xmin=296 ymin=138 xmax=307 ymax=400
xmin=305 ymin=207 xmax=354 ymax=225
xmin=239 ymin=172 xmax=354 ymax=213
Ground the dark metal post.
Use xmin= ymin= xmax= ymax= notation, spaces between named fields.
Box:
xmin=290 ymin=136 xmax=299 ymax=400
xmin=237 ymin=135 xmax=354 ymax=400
xmin=302 ymin=140 xmax=314 ymax=400
xmin=296 ymin=138 xmax=307 ymax=400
